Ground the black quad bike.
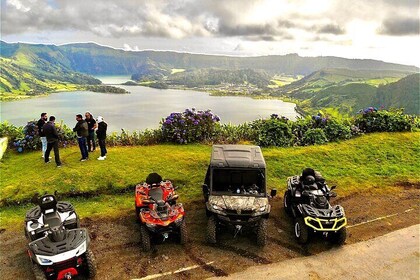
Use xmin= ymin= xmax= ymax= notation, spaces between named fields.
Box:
xmin=284 ymin=169 xmax=347 ymax=245
xmin=24 ymin=194 xmax=96 ymax=280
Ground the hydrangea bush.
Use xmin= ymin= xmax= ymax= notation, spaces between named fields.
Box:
xmin=161 ymin=108 xmax=221 ymax=144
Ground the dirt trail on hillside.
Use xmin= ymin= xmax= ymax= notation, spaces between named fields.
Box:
xmin=0 ymin=185 xmax=419 ymax=280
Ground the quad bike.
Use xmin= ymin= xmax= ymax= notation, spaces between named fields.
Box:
xmin=24 ymin=194 xmax=96 ymax=280
xmin=135 ymin=173 xmax=187 ymax=251
xmin=203 ymin=145 xmax=276 ymax=247
xmin=284 ymin=169 xmax=347 ymax=245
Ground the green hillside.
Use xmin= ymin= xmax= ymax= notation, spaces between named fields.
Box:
xmin=273 ymin=68 xmax=418 ymax=114
xmin=2 ymin=41 xmax=418 ymax=76
xmin=375 ymin=74 xmax=420 ymax=114
xmin=0 ymin=43 xmax=101 ymax=100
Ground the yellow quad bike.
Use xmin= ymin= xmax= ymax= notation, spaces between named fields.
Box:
xmin=284 ymin=172 xmax=347 ymax=245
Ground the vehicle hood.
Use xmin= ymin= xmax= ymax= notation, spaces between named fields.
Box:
xmin=209 ymin=195 xmax=268 ymax=211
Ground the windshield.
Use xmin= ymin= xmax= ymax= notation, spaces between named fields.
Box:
xmin=211 ymin=168 xmax=265 ymax=195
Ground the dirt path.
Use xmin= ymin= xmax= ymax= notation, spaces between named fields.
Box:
xmin=0 ymin=185 xmax=419 ymax=280
xmin=209 ymin=224 xmax=420 ymax=280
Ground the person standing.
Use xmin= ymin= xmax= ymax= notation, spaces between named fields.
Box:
xmin=96 ymin=116 xmax=108 ymax=160
xmin=42 ymin=116 xmax=62 ymax=167
xmin=85 ymin=112 xmax=97 ymax=152
xmin=73 ymin=114 xmax=89 ymax=161
xmin=37 ymin=112 xmax=48 ymax=158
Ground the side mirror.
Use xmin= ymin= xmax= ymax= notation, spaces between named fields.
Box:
xmin=330 ymin=185 xmax=336 ymax=191
xmin=174 ymin=186 xmax=179 ymax=190
xmin=270 ymin=189 xmax=277 ymax=197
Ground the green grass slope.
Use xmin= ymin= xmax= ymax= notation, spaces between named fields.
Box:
xmin=0 ymin=132 xmax=419 ymax=229
xmin=1 ymin=132 xmax=418 ymax=205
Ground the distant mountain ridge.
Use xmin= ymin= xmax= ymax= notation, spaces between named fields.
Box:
xmin=1 ymin=41 xmax=418 ymax=76
xmin=0 ymin=41 xmax=418 ymax=114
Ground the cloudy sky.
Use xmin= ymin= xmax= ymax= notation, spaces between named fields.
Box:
xmin=1 ymin=0 xmax=419 ymax=66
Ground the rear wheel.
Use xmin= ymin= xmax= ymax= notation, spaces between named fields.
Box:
xmin=256 ymin=219 xmax=268 ymax=246
xmin=85 ymin=249 xmax=97 ymax=278
xmin=294 ymin=217 xmax=309 ymax=244
xmin=140 ymin=225 xmax=151 ymax=251
xmin=179 ymin=219 xmax=188 ymax=245
xmin=135 ymin=206 xmax=141 ymax=222
xmin=206 ymin=216 xmax=217 ymax=244
xmin=32 ymin=264 xmax=47 ymax=280
xmin=284 ymin=191 xmax=292 ymax=216
xmin=329 ymin=227 xmax=347 ymax=245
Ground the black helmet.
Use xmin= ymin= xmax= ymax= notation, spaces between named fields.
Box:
xmin=146 ymin=173 xmax=163 ymax=185
xmin=304 ymin=175 xmax=315 ymax=185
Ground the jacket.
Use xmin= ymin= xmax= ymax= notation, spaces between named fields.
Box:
xmin=96 ymin=122 xmax=107 ymax=140
xmin=42 ymin=122 xmax=59 ymax=143
xmin=73 ymin=120 xmax=88 ymax=137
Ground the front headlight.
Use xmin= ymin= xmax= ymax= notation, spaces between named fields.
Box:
xmin=75 ymin=241 xmax=86 ymax=256
xmin=146 ymin=223 xmax=156 ymax=228
xmin=212 ymin=204 xmax=223 ymax=211
xmin=37 ymin=256 xmax=53 ymax=265
xmin=257 ymin=205 xmax=266 ymax=212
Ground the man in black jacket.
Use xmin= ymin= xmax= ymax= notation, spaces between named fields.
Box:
xmin=96 ymin=116 xmax=108 ymax=160
xmin=73 ymin=114 xmax=89 ymax=161
xmin=37 ymin=112 xmax=48 ymax=158
xmin=43 ymin=116 xmax=62 ymax=167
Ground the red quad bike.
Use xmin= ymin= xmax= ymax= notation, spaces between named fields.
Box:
xmin=135 ymin=173 xmax=188 ymax=251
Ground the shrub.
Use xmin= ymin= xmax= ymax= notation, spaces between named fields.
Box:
xmin=0 ymin=121 xmax=24 ymax=148
xmin=252 ymin=115 xmax=293 ymax=147
xmin=354 ymin=109 xmax=415 ymax=133
xmin=161 ymin=108 xmax=220 ymax=144
xmin=302 ymin=128 xmax=328 ymax=145
xmin=214 ymin=123 xmax=255 ymax=144
xmin=323 ymin=119 xmax=352 ymax=141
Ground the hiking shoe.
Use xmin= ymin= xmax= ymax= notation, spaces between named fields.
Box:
xmin=45 ymin=161 xmax=51 ymax=164
xmin=97 ymin=156 xmax=105 ymax=160
xmin=80 ymin=158 xmax=87 ymax=162
xmin=57 ymin=165 xmax=62 ymax=168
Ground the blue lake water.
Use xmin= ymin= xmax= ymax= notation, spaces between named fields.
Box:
xmin=0 ymin=77 xmax=298 ymax=132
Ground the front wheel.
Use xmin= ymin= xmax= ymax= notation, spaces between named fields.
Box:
xmin=140 ymin=225 xmax=151 ymax=251
xmin=294 ymin=217 xmax=309 ymax=244
xmin=85 ymin=249 xmax=97 ymax=278
xmin=284 ymin=191 xmax=293 ymax=216
xmin=329 ymin=227 xmax=347 ymax=245
xmin=32 ymin=264 xmax=47 ymax=280
xmin=179 ymin=219 xmax=188 ymax=245
xmin=206 ymin=216 xmax=217 ymax=244
xmin=256 ymin=219 xmax=268 ymax=246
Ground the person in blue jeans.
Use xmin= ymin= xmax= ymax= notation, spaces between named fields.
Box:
xmin=37 ymin=112 xmax=48 ymax=158
xmin=73 ymin=114 xmax=89 ymax=161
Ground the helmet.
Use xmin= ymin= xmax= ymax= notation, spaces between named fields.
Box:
xmin=146 ymin=173 xmax=163 ymax=185
xmin=304 ymin=175 xmax=315 ymax=185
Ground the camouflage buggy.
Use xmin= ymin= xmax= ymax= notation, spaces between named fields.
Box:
xmin=202 ymin=145 xmax=276 ymax=246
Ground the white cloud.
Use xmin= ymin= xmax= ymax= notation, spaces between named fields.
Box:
xmin=1 ymin=0 xmax=419 ymax=66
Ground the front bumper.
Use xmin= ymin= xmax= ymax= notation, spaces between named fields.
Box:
xmin=217 ymin=214 xmax=262 ymax=225
xmin=304 ymin=216 xmax=347 ymax=231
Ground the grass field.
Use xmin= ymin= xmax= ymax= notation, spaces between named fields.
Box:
xmin=1 ymin=132 xmax=419 ymax=229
